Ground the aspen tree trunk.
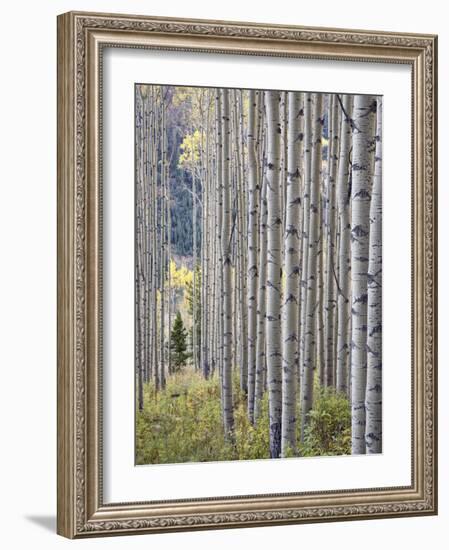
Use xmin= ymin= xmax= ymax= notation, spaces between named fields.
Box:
xmin=199 ymin=95 xmax=206 ymax=377
xmin=324 ymin=95 xmax=339 ymax=387
xmin=167 ymin=127 xmax=172 ymax=376
xmin=239 ymin=92 xmax=248 ymax=393
xmin=265 ymin=90 xmax=283 ymax=458
xmin=221 ymin=89 xmax=235 ymax=438
xmin=192 ymin=153 xmax=198 ymax=372
xmin=317 ymin=189 xmax=325 ymax=386
xmin=350 ymin=94 xmax=377 ymax=455
xmin=136 ymin=88 xmax=144 ymax=411
xmin=336 ymin=95 xmax=353 ymax=394
xmin=210 ymin=109 xmax=218 ymax=377
xmin=254 ymin=105 xmax=267 ymax=423
xmin=200 ymin=91 xmax=211 ymax=379
xmin=247 ymin=89 xmax=259 ymax=422
xmin=295 ymin=94 xmax=305 ymax=389
xmin=299 ymin=93 xmax=312 ymax=385
xmin=332 ymin=220 xmax=340 ymax=386
xmin=365 ymin=98 xmax=382 ymax=453
xmin=233 ymin=218 xmax=239 ymax=375
xmin=280 ymin=92 xmax=288 ymax=248
xmin=215 ymin=91 xmax=224 ymax=395
xmin=300 ymin=93 xmax=323 ymax=441
xmin=203 ymin=91 xmax=212 ymax=379
xmin=231 ymin=165 xmax=239 ymax=375
xmin=152 ymin=88 xmax=159 ymax=391
xmin=232 ymin=90 xmax=248 ymax=392
xmin=159 ymin=99 xmax=166 ymax=390
xmin=281 ymin=91 xmax=302 ymax=456
xmin=254 ymin=175 xmax=268 ymax=423
xmin=147 ymin=90 xmax=154 ymax=384
xmin=146 ymin=89 xmax=155 ymax=384
xmin=148 ymin=90 xmax=157 ymax=384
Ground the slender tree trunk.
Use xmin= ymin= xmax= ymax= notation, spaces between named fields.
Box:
xmin=324 ymin=95 xmax=339 ymax=387
xmin=247 ymin=89 xmax=259 ymax=422
xmin=204 ymin=92 xmax=212 ymax=379
xmin=300 ymin=93 xmax=323 ymax=441
xmin=136 ymin=88 xmax=144 ymax=411
xmin=265 ymin=90 xmax=282 ymax=458
xmin=210 ymin=111 xmax=218 ymax=378
xmin=336 ymin=95 xmax=353 ymax=394
xmin=167 ymin=127 xmax=172 ymax=376
xmin=350 ymin=94 xmax=377 ymax=455
xmin=192 ymin=155 xmax=198 ymax=371
xmin=159 ymin=99 xmax=166 ymax=390
xmin=148 ymin=88 xmax=156 ymax=385
xmin=299 ymin=93 xmax=312 ymax=390
xmin=232 ymin=90 xmax=248 ymax=392
xmin=254 ymin=125 xmax=267 ymax=423
xmin=317 ymin=188 xmax=325 ymax=386
xmin=152 ymin=89 xmax=159 ymax=391
xmin=281 ymin=92 xmax=301 ymax=456
xmin=240 ymin=93 xmax=248 ymax=394
xmin=365 ymin=97 xmax=382 ymax=453
xmin=254 ymin=199 xmax=267 ymax=421
xmin=215 ymin=91 xmax=224 ymax=404
xmin=221 ymin=89 xmax=234 ymax=438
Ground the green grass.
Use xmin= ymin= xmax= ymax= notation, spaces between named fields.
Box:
xmin=136 ymin=369 xmax=351 ymax=465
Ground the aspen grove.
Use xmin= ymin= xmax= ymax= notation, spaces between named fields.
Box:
xmin=135 ymin=85 xmax=382 ymax=464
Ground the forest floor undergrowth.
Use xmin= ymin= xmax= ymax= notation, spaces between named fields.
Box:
xmin=136 ymin=369 xmax=351 ymax=465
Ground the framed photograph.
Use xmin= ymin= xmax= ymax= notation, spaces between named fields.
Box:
xmin=57 ymin=11 xmax=438 ymax=538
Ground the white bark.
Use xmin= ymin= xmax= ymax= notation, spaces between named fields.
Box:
xmin=299 ymin=93 xmax=312 ymax=385
xmin=281 ymin=91 xmax=301 ymax=456
xmin=350 ymin=94 xmax=377 ymax=455
xmin=324 ymin=95 xmax=339 ymax=387
xmin=365 ymin=97 xmax=382 ymax=453
xmin=254 ymin=155 xmax=268 ymax=423
xmin=265 ymin=90 xmax=283 ymax=458
xmin=247 ymin=89 xmax=259 ymax=422
xmin=300 ymin=93 xmax=323 ymax=441
xmin=336 ymin=95 xmax=353 ymax=395
xmin=159 ymin=100 xmax=167 ymax=389
xmin=221 ymin=89 xmax=234 ymax=438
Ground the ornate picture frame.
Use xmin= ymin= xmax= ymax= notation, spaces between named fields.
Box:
xmin=57 ymin=11 xmax=437 ymax=538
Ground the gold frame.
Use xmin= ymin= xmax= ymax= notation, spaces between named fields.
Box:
xmin=57 ymin=11 xmax=438 ymax=538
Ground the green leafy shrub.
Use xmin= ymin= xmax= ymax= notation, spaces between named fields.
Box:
xmin=300 ymin=387 xmax=351 ymax=457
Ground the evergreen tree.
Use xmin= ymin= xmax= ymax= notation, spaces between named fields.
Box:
xmin=170 ymin=312 xmax=189 ymax=372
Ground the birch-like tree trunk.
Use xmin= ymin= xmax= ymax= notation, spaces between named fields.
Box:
xmin=254 ymin=168 xmax=268 ymax=423
xmin=299 ymin=93 xmax=312 ymax=385
xmin=221 ymin=89 xmax=234 ymax=438
xmin=265 ymin=90 xmax=282 ymax=458
xmin=365 ymin=97 xmax=382 ymax=453
xmin=336 ymin=95 xmax=353 ymax=395
xmin=324 ymin=95 xmax=339 ymax=387
xmin=247 ymin=89 xmax=259 ymax=422
xmin=233 ymin=90 xmax=248 ymax=393
xmin=192 ymin=156 xmax=198 ymax=372
xmin=316 ymin=186 xmax=325 ymax=386
xmin=136 ymin=88 xmax=145 ymax=410
xmin=300 ymin=93 xmax=323 ymax=441
xmin=350 ymin=94 xmax=377 ymax=455
xmin=152 ymin=89 xmax=159 ymax=391
xmin=215 ymin=91 xmax=224 ymax=398
xmin=281 ymin=91 xmax=301 ymax=456
xmin=199 ymin=92 xmax=207 ymax=378
xmin=159 ymin=100 xmax=167 ymax=390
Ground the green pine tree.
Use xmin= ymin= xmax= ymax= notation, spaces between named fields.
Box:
xmin=170 ymin=311 xmax=189 ymax=372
